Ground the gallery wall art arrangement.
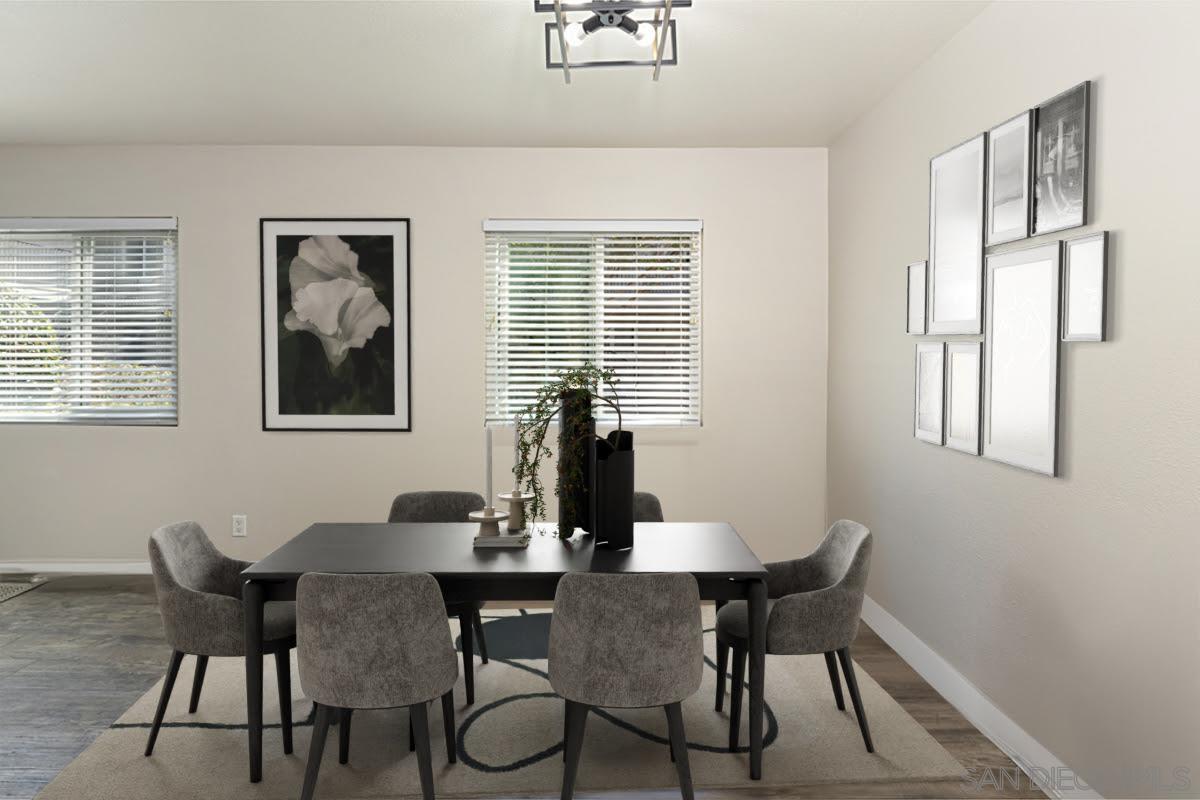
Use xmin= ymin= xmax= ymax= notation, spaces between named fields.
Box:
xmin=260 ymin=218 xmax=412 ymax=431
xmin=906 ymin=80 xmax=1109 ymax=477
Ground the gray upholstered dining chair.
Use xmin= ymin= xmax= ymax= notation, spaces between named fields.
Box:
xmin=549 ymin=572 xmax=703 ymax=800
xmin=388 ymin=490 xmax=488 ymax=705
xmin=297 ymin=572 xmax=458 ymax=800
xmin=145 ymin=521 xmax=295 ymax=757
xmin=715 ymin=519 xmax=874 ymax=753
xmin=633 ymin=491 xmax=664 ymax=522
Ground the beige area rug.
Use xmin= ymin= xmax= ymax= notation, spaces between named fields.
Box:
xmin=36 ymin=609 xmax=964 ymax=799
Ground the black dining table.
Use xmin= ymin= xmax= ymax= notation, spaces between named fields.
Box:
xmin=241 ymin=521 xmax=769 ymax=782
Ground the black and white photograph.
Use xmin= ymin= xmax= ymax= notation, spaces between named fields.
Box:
xmin=1033 ymin=81 xmax=1090 ymax=234
xmin=983 ymin=242 xmax=1061 ymax=476
xmin=260 ymin=218 xmax=411 ymax=430
xmin=906 ymin=260 xmax=927 ymax=334
xmin=928 ymin=134 xmax=986 ymax=334
xmin=986 ymin=111 xmax=1032 ymax=245
xmin=944 ymin=342 xmax=981 ymax=455
xmin=914 ymin=341 xmax=945 ymax=445
xmin=1062 ymin=230 xmax=1108 ymax=341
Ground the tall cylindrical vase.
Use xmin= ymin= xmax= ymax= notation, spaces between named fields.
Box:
xmin=557 ymin=389 xmax=595 ymax=537
xmin=595 ymin=431 xmax=634 ymax=549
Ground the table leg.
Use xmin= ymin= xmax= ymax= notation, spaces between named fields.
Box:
xmin=243 ymin=580 xmax=265 ymax=783
xmin=747 ymin=578 xmax=766 ymax=780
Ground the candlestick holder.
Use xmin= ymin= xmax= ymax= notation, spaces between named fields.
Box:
xmin=497 ymin=490 xmax=535 ymax=532
xmin=469 ymin=505 xmax=510 ymax=538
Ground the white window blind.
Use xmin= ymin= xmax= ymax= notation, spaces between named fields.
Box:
xmin=0 ymin=219 xmax=178 ymax=424
xmin=485 ymin=219 xmax=701 ymax=427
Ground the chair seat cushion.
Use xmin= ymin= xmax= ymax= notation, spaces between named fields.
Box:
xmin=718 ymin=595 xmax=859 ymax=655
xmin=715 ymin=599 xmax=776 ymax=643
xmin=263 ymin=601 xmax=297 ymax=643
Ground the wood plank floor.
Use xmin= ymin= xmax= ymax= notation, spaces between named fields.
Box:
xmin=0 ymin=577 xmax=1044 ymax=800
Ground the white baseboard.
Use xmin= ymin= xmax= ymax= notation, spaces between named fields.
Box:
xmin=861 ymin=596 xmax=1102 ymax=800
xmin=0 ymin=560 xmax=151 ymax=575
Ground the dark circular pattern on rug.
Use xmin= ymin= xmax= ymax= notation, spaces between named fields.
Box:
xmin=456 ymin=613 xmax=779 ymax=773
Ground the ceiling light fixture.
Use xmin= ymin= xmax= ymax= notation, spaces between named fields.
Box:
xmin=536 ymin=1 xmax=692 ymax=84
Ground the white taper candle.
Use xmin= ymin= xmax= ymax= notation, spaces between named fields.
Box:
xmin=513 ymin=414 xmax=521 ymax=490
xmin=485 ymin=426 xmax=493 ymax=506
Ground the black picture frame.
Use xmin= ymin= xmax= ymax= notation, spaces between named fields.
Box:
xmin=259 ymin=218 xmax=412 ymax=432
xmin=1033 ymin=81 xmax=1091 ymax=235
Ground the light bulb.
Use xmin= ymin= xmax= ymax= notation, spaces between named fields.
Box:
xmin=564 ymin=21 xmax=587 ymax=48
xmin=634 ymin=21 xmax=655 ymax=47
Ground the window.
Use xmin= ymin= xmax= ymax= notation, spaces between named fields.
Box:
xmin=0 ymin=218 xmax=178 ymax=424
xmin=484 ymin=219 xmax=701 ymax=426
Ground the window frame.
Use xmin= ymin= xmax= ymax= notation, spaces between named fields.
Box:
xmin=0 ymin=217 xmax=179 ymax=426
xmin=483 ymin=218 xmax=702 ymax=428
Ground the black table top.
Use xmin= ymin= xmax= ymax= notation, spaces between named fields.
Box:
xmin=242 ymin=522 xmax=766 ymax=582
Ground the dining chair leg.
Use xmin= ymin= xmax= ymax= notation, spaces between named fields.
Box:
xmin=823 ymin=651 xmax=845 ymax=711
xmin=664 ymin=706 xmax=675 ymax=762
xmin=714 ymin=639 xmax=729 ymax=711
xmin=728 ymin=642 xmax=746 ymax=752
xmin=440 ymin=690 xmax=456 ymax=764
xmin=664 ymin=702 xmax=695 ymax=800
xmin=836 ymin=647 xmax=874 ymax=753
xmin=275 ymin=648 xmax=294 ymax=755
xmin=409 ymin=702 xmax=435 ymax=800
xmin=561 ymin=700 xmax=590 ymax=800
xmin=338 ymin=708 xmax=353 ymax=764
xmin=458 ymin=611 xmax=475 ymax=705
xmin=188 ymin=654 xmax=208 ymax=713
xmin=300 ymin=703 xmax=333 ymax=800
xmin=409 ymin=714 xmax=416 ymax=752
xmin=145 ymin=650 xmax=184 ymax=757
xmin=562 ymin=699 xmax=568 ymax=762
xmin=472 ymin=608 xmax=489 ymax=664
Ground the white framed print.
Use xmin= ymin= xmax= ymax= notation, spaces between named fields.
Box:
xmin=986 ymin=111 xmax=1033 ymax=245
xmin=914 ymin=342 xmax=945 ymax=445
xmin=945 ymin=342 xmax=982 ymax=455
xmin=1062 ymin=231 xmax=1108 ymax=342
xmin=928 ymin=133 xmax=986 ymax=334
xmin=983 ymin=243 xmax=1061 ymax=476
xmin=906 ymin=260 xmax=927 ymax=334
xmin=260 ymin=218 xmax=411 ymax=431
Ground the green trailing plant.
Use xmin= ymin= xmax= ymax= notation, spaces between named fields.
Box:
xmin=514 ymin=363 xmax=623 ymax=539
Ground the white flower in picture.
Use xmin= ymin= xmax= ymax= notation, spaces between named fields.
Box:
xmin=284 ymin=236 xmax=391 ymax=368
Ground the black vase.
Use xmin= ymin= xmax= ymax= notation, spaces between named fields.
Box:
xmin=594 ymin=431 xmax=634 ymax=549
xmin=557 ymin=389 xmax=595 ymax=536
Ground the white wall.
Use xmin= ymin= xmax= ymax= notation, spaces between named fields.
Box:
xmin=827 ymin=3 xmax=1200 ymax=797
xmin=0 ymin=146 xmax=829 ymax=566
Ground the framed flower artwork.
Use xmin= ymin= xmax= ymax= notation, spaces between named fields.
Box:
xmin=260 ymin=218 xmax=411 ymax=431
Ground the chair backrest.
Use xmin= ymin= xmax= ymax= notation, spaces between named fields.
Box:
xmin=148 ymin=521 xmax=240 ymax=599
xmin=549 ymin=572 xmax=702 ymax=709
xmin=812 ymin=519 xmax=872 ymax=594
xmin=297 ymin=572 xmax=458 ymax=709
xmin=763 ymin=520 xmax=872 ymax=655
xmin=388 ymin=491 xmax=485 ymax=523
xmin=632 ymin=491 xmax=664 ymax=522
xmin=148 ymin=521 xmax=247 ymax=655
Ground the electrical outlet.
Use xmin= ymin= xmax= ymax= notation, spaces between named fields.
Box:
xmin=232 ymin=514 xmax=247 ymax=538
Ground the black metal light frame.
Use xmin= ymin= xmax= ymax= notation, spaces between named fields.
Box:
xmin=543 ymin=19 xmax=677 ymax=70
xmin=535 ymin=0 xmax=690 ymax=81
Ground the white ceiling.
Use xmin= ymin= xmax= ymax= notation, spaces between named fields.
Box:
xmin=0 ymin=0 xmax=986 ymax=147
